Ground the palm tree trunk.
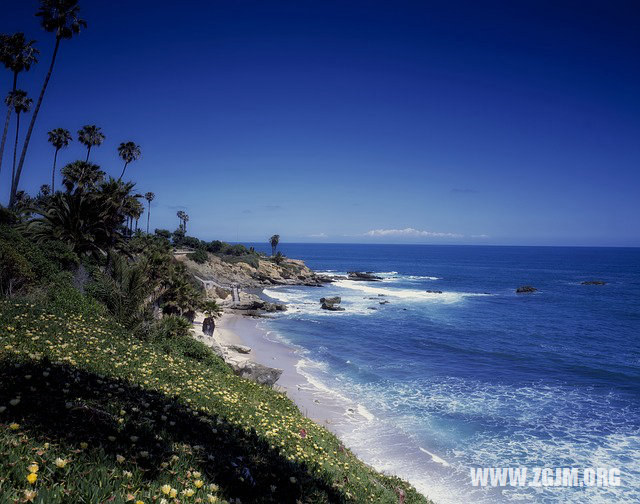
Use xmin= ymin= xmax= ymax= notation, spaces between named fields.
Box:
xmin=118 ymin=162 xmax=128 ymax=181
xmin=51 ymin=148 xmax=59 ymax=192
xmin=0 ymin=72 xmax=18 ymax=182
xmin=146 ymin=202 xmax=151 ymax=233
xmin=135 ymin=218 xmax=139 ymax=232
xmin=0 ymin=107 xmax=12 ymax=180
xmin=10 ymin=37 xmax=61 ymax=208
xmin=11 ymin=113 xmax=20 ymax=191
xmin=85 ymin=146 xmax=91 ymax=162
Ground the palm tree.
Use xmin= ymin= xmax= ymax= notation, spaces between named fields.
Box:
xmin=177 ymin=210 xmax=186 ymax=231
xmin=269 ymin=234 xmax=280 ymax=256
xmin=5 ymin=90 xmax=32 ymax=192
xmin=27 ymin=191 xmax=111 ymax=257
xmin=77 ymin=125 xmax=104 ymax=161
xmin=0 ymin=33 xmax=38 ymax=180
xmin=60 ymin=160 xmax=105 ymax=193
xmin=183 ymin=213 xmax=189 ymax=233
xmin=117 ymin=141 xmax=141 ymax=181
xmin=144 ymin=191 xmax=154 ymax=233
xmin=47 ymin=127 xmax=71 ymax=191
xmin=10 ymin=0 xmax=86 ymax=208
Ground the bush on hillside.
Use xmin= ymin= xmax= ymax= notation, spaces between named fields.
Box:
xmin=221 ymin=254 xmax=260 ymax=269
xmin=154 ymin=228 xmax=171 ymax=239
xmin=188 ymin=248 xmax=209 ymax=264
xmin=0 ymin=225 xmax=76 ymax=297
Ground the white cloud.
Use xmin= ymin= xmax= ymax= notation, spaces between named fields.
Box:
xmin=309 ymin=232 xmax=328 ymax=238
xmin=364 ymin=228 xmax=463 ymax=238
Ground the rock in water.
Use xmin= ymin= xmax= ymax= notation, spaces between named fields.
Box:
xmin=202 ymin=316 xmax=216 ymax=336
xmin=320 ymin=296 xmax=341 ymax=304
xmin=347 ymin=271 xmax=383 ymax=281
xmin=581 ymin=280 xmax=606 ymax=285
xmin=230 ymin=361 xmax=283 ymax=387
xmin=516 ymin=285 xmax=538 ymax=294
xmin=320 ymin=296 xmax=345 ymax=311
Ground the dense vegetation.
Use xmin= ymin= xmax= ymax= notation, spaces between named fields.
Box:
xmin=0 ymin=1 xmax=430 ymax=503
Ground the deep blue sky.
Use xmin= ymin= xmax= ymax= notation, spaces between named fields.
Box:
xmin=2 ymin=0 xmax=639 ymax=246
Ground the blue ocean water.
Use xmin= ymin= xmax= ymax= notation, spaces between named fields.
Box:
xmin=251 ymin=244 xmax=640 ymax=503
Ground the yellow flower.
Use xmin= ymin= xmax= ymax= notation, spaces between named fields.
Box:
xmin=27 ymin=463 xmax=39 ymax=473
xmin=80 ymin=442 xmax=88 ymax=449
xmin=209 ymin=484 xmax=219 ymax=492
xmin=169 ymin=488 xmax=177 ymax=498
xmin=9 ymin=422 xmax=20 ymax=430
xmin=182 ymin=488 xmax=195 ymax=497
xmin=26 ymin=473 xmax=38 ymax=484
xmin=161 ymin=484 xmax=171 ymax=495
xmin=195 ymin=479 xmax=203 ymax=488
xmin=135 ymin=501 xmax=144 ymax=504
xmin=192 ymin=471 xmax=201 ymax=478
xmin=55 ymin=458 xmax=67 ymax=468
xmin=207 ymin=495 xmax=219 ymax=503
xmin=116 ymin=454 xmax=125 ymax=464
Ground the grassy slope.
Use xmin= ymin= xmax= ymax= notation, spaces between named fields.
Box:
xmin=0 ymin=292 xmax=431 ymax=503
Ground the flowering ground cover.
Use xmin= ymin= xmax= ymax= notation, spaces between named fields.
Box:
xmin=0 ymin=298 xmax=429 ymax=503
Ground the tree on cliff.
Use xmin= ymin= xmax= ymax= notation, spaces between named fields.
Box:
xmin=144 ymin=191 xmax=154 ymax=233
xmin=269 ymin=234 xmax=280 ymax=256
xmin=47 ymin=127 xmax=72 ymax=192
xmin=78 ymin=124 xmax=105 ymax=162
xmin=117 ymin=141 xmax=141 ymax=181
xmin=0 ymin=32 xmax=39 ymax=183
xmin=10 ymin=0 xmax=87 ymax=207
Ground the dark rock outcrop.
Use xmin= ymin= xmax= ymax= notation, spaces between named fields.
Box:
xmin=347 ymin=271 xmax=383 ymax=281
xmin=425 ymin=290 xmax=443 ymax=294
xmin=230 ymin=361 xmax=283 ymax=387
xmin=202 ymin=316 xmax=216 ymax=336
xmin=320 ymin=296 xmax=345 ymax=311
xmin=226 ymin=344 xmax=251 ymax=354
xmin=516 ymin=285 xmax=537 ymax=294
xmin=581 ymin=280 xmax=606 ymax=285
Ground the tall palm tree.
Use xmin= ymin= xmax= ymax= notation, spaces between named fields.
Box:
xmin=10 ymin=0 xmax=86 ymax=208
xmin=5 ymin=90 xmax=32 ymax=192
xmin=0 ymin=33 xmax=38 ymax=180
xmin=117 ymin=141 xmax=141 ymax=181
xmin=145 ymin=191 xmax=155 ymax=233
xmin=60 ymin=160 xmax=105 ymax=193
xmin=47 ymin=127 xmax=71 ymax=192
xmin=269 ymin=234 xmax=280 ymax=256
xmin=183 ymin=213 xmax=189 ymax=233
xmin=177 ymin=210 xmax=185 ymax=231
xmin=77 ymin=125 xmax=104 ymax=161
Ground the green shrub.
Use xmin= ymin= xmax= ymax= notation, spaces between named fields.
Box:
xmin=151 ymin=314 xmax=192 ymax=340
xmin=206 ymin=240 xmax=227 ymax=253
xmin=86 ymin=254 xmax=152 ymax=334
xmin=188 ymin=248 xmax=209 ymax=264
xmin=0 ymin=239 xmax=35 ymax=296
xmin=221 ymin=254 xmax=260 ymax=269
xmin=154 ymin=228 xmax=171 ymax=239
xmin=0 ymin=225 xmax=73 ymax=296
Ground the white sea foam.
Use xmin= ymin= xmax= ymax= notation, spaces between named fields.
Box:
xmin=332 ymin=279 xmax=482 ymax=303
xmin=419 ymin=446 xmax=451 ymax=467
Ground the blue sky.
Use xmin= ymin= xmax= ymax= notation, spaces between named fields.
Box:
xmin=2 ymin=0 xmax=639 ymax=246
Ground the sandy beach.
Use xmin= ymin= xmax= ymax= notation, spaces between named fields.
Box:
xmin=192 ymin=311 xmax=355 ymax=427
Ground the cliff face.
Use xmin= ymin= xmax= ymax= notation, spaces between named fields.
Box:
xmin=177 ymin=252 xmax=327 ymax=289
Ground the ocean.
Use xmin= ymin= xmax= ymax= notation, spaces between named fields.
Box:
xmin=249 ymin=243 xmax=640 ymax=503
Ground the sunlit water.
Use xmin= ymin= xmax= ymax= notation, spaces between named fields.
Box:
xmin=248 ymin=244 xmax=640 ymax=503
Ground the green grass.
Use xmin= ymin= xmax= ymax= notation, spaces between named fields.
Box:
xmin=0 ymin=297 xmax=431 ymax=504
